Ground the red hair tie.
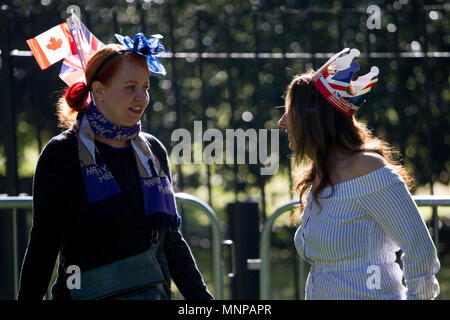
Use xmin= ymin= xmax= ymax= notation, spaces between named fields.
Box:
xmin=66 ymin=82 xmax=89 ymax=100
xmin=65 ymin=82 xmax=90 ymax=112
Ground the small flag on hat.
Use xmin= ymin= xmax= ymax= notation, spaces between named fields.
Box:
xmin=26 ymin=23 xmax=75 ymax=70
xmin=59 ymin=12 xmax=104 ymax=86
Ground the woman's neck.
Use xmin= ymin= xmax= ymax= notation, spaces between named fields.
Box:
xmin=95 ymin=135 xmax=130 ymax=148
xmin=310 ymin=146 xmax=358 ymax=188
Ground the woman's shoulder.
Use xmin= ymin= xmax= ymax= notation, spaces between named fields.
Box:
xmin=32 ymin=130 xmax=79 ymax=182
xmin=140 ymin=132 xmax=172 ymax=179
xmin=347 ymin=152 xmax=389 ymax=179
xmin=140 ymin=132 xmax=168 ymax=155
xmin=39 ymin=130 xmax=77 ymax=160
xmin=325 ymin=151 xmax=400 ymax=195
xmin=336 ymin=152 xmax=403 ymax=194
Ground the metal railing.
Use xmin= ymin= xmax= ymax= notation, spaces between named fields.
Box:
xmin=256 ymin=195 xmax=450 ymax=300
xmin=0 ymin=193 xmax=224 ymax=300
xmin=0 ymin=195 xmax=32 ymax=298
xmin=3 ymin=194 xmax=450 ymax=300
xmin=175 ymin=192 xmax=224 ymax=299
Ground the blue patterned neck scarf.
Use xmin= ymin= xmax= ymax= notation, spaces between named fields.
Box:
xmin=86 ymin=104 xmax=141 ymax=141
xmin=77 ymin=107 xmax=181 ymax=232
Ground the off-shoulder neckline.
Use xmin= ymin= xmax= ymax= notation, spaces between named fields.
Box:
xmin=327 ymin=165 xmax=391 ymax=187
xmin=309 ymin=166 xmax=403 ymax=200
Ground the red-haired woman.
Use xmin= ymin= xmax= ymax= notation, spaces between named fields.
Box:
xmin=278 ymin=49 xmax=440 ymax=300
xmin=18 ymin=33 xmax=213 ymax=300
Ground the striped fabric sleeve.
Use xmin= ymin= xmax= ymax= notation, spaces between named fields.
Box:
xmin=357 ymin=181 xmax=441 ymax=300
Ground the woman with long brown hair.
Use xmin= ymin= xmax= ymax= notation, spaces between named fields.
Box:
xmin=278 ymin=48 xmax=440 ymax=300
xmin=18 ymin=33 xmax=212 ymax=300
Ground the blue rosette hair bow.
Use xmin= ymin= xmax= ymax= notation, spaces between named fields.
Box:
xmin=115 ymin=32 xmax=169 ymax=76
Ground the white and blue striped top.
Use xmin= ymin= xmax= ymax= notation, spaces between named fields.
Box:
xmin=294 ymin=166 xmax=440 ymax=300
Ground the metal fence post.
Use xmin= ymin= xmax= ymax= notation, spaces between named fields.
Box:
xmin=227 ymin=201 xmax=260 ymax=299
xmin=0 ymin=197 xmax=33 ymax=299
xmin=0 ymin=6 xmax=20 ymax=300
xmin=167 ymin=5 xmax=185 ymax=193
xmin=175 ymin=193 xmax=224 ymax=300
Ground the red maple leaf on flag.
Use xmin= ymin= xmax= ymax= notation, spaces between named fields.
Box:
xmin=46 ymin=37 xmax=63 ymax=51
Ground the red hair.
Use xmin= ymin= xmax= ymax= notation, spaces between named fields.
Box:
xmin=56 ymin=44 xmax=149 ymax=129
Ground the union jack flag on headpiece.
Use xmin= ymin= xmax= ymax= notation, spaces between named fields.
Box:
xmin=312 ymin=48 xmax=379 ymax=116
xmin=27 ymin=11 xmax=104 ymax=86
xmin=59 ymin=12 xmax=104 ymax=86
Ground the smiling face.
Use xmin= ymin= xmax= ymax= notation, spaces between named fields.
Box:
xmin=92 ymin=58 xmax=150 ymax=127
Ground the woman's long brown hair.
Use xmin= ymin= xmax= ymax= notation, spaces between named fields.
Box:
xmin=286 ymin=71 xmax=414 ymax=216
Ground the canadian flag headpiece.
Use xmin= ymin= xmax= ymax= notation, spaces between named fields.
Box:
xmin=312 ymin=48 xmax=379 ymax=116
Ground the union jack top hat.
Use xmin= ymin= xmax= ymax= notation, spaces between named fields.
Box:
xmin=312 ymin=48 xmax=379 ymax=116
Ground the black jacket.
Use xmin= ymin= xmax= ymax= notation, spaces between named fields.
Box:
xmin=18 ymin=129 xmax=213 ymax=300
